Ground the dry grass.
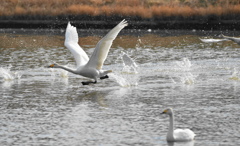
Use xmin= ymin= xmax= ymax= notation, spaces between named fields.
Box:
xmin=1 ymin=0 xmax=240 ymax=19
xmin=66 ymin=5 xmax=99 ymax=16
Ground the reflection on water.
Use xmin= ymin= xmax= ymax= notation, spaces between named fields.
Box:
xmin=167 ymin=141 xmax=195 ymax=146
xmin=1 ymin=29 xmax=240 ymax=146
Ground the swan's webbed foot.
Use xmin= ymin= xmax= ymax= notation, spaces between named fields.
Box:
xmin=81 ymin=81 xmax=97 ymax=85
xmin=100 ymin=75 xmax=109 ymax=80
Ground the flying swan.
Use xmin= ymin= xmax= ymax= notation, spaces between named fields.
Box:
xmin=48 ymin=20 xmax=128 ymax=85
xmin=162 ymin=108 xmax=196 ymax=142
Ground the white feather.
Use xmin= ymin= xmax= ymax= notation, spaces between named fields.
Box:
xmin=86 ymin=19 xmax=128 ymax=70
xmin=174 ymin=129 xmax=196 ymax=141
xmin=64 ymin=22 xmax=89 ymax=67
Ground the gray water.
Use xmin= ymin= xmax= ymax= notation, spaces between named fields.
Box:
xmin=0 ymin=29 xmax=240 ymax=146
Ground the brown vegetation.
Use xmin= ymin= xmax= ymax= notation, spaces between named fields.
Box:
xmin=1 ymin=0 xmax=240 ymax=19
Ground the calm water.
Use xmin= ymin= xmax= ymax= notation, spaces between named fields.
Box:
xmin=0 ymin=28 xmax=240 ymax=146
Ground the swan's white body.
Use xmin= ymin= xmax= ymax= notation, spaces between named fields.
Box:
xmin=200 ymin=38 xmax=227 ymax=43
xmin=49 ymin=20 xmax=128 ymax=85
xmin=162 ymin=108 xmax=195 ymax=142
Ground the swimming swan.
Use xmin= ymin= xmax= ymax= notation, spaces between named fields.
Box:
xmin=48 ymin=20 xmax=128 ymax=85
xmin=199 ymin=38 xmax=227 ymax=43
xmin=162 ymin=108 xmax=195 ymax=142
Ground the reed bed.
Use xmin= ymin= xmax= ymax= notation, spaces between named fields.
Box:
xmin=1 ymin=0 xmax=240 ymax=19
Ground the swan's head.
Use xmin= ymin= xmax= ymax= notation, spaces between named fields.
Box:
xmin=48 ymin=63 xmax=60 ymax=68
xmin=162 ymin=108 xmax=173 ymax=116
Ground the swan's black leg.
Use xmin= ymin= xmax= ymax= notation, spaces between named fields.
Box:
xmin=81 ymin=80 xmax=97 ymax=85
xmin=100 ymin=75 xmax=109 ymax=80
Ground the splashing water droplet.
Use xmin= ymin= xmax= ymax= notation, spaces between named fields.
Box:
xmin=121 ymin=52 xmax=138 ymax=74
xmin=59 ymin=70 xmax=69 ymax=78
xmin=110 ymin=52 xmax=139 ymax=87
xmin=0 ymin=65 xmax=22 ymax=81
xmin=181 ymin=73 xmax=195 ymax=85
xmin=176 ymin=57 xmax=192 ymax=70
xmin=175 ymin=58 xmax=196 ymax=85
xmin=229 ymin=68 xmax=240 ymax=81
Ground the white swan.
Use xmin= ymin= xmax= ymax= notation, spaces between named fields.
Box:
xmin=199 ymin=38 xmax=227 ymax=43
xmin=48 ymin=20 xmax=128 ymax=85
xmin=162 ymin=108 xmax=195 ymax=142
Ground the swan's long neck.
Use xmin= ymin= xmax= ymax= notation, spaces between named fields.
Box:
xmin=57 ymin=65 xmax=78 ymax=74
xmin=225 ymin=37 xmax=236 ymax=41
xmin=230 ymin=38 xmax=240 ymax=44
xmin=223 ymin=36 xmax=240 ymax=43
xmin=167 ymin=113 xmax=175 ymax=141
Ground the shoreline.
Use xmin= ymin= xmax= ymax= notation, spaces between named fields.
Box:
xmin=1 ymin=19 xmax=240 ymax=30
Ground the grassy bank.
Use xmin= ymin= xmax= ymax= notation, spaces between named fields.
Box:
xmin=1 ymin=0 xmax=240 ymax=29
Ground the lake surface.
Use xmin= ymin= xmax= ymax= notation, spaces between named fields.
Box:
xmin=0 ymin=28 xmax=240 ymax=146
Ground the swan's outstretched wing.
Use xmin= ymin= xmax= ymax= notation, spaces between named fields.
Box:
xmin=64 ymin=22 xmax=89 ymax=67
xmin=86 ymin=20 xmax=128 ymax=70
xmin=174 ymin=129 xmax=195 ymax=141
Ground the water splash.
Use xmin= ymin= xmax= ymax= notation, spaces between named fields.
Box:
xmin=109 ymin=73 xmax=132 ymax=87
xmin=176 ymin=57 xmax=192 ymax=71
xmin=59 ymin=70 xmax=69 ymax=78
xmin=0 ymin=65 xmax=22 ymax=81
xmin=110 ymin=52 xmax=139 ymax=87
xmin=175 ymin=58 xmax=195 ymax=85
xmin=135 ymin=38 xmax=142 ymax=49
xmin=181 ymin=72 xmax=195 ymax=85
xmin=121 ymin=52 xmax=138 ymax=73
xmin=229 ymin=68 xmax=240 ymax=81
